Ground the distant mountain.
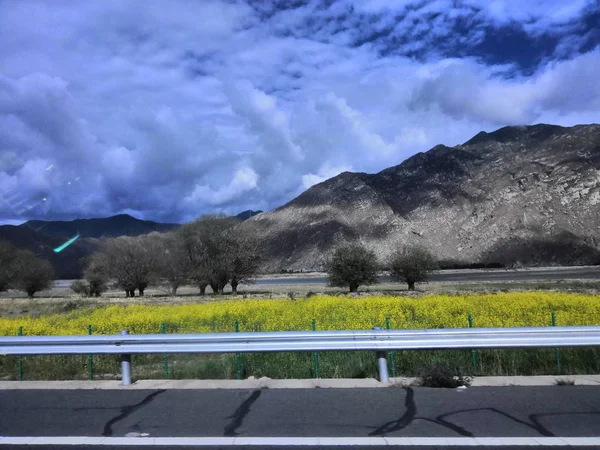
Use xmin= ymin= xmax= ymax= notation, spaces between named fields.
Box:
xmin=236 ymin=210 xmax=263 ymax=221
xmin=0 ymin=225 xmax=99 ymax=279
xmin=240 ymin=123 xmax=600 ymax=271
xmin=20 ymin=214 xmax=179 ymax=239
xmin=1 ymin=214 xmax=179 ymax=278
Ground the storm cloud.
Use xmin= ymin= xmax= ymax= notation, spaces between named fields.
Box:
xmin=0 ymin=0 xmax=599 ymax=223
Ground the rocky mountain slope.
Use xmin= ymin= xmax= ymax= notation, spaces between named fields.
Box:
xmin=241 ymin=124 xmax=600 ymax=271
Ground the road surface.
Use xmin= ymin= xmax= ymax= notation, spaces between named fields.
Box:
xmin=51 ymin=266 xmax=599 ymax=290
xmin=1 ymin=386 xmax=599 ymax=449
xmin=254 ymin=266 xmax=600 ymax=285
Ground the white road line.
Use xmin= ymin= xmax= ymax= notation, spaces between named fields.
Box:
xmin=1 ymin=436 xmax=600 ymax=446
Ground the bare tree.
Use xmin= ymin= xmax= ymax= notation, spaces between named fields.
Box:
xmin=100 ymin=237 xmax=136 ymax=297
xmin=0 ymin=240 xmax=17 ymax=292
xmin=82 ymin=252 xmax=110 ymax=297
xmin=133 ymin=234 xmax=163 ymax=296
xmin=11 ymin=250 xmax=55 ymax=298
xmin=326 ymin=243 xmax=379 ymax=292
xmin=101 ymin=235 xmax=162 ymax=297
xmin=389 ymin=245 xmax=438 ymax=290
xmin=177 ymin=214 xmax=239 ymax=295
xmin=154 ymin=232 xmax=190 ymax=296
xmin=222 ymin=227 xmax=261 ymax=294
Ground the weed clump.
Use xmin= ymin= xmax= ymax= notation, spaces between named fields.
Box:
xmin=417 ymin=361 xmax=472 ymax=388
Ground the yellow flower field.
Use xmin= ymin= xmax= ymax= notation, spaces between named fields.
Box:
xmin=1 ymin=292 xmax=599 ymax=336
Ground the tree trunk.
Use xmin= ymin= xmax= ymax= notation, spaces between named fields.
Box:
xmin=349 ymin=283 xmax=358 ymax=293
xmin=210 ymin=282 xmax=218 ymax=294
xmin=27 ymin=289 xmax=35 ymax=298
xmin=199 ymin=283 xmax=208 ymax=295
xmin=218 ymin=281 xmax=227 ymax=294
xmin=128 ymin=289 xmax=135 ymax=297
xmin=407 ymin=280 xmax=415 ymax=290
xmin=171 ymin=285 xmax=178 ymax=296
xmin=231 ymin=279 xmax=238 ymax=294
xmin=125 ymin=290 xmax=129 ymax=298
xmin=137 ymin=283 xmax=147 ymax=297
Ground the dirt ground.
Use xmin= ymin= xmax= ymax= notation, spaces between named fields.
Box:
xmin=1 ymin=278 xmax=599 ymax=319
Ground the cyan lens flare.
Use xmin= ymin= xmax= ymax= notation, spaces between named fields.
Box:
xmin=53 ymin=234 xmax=80 ymax=253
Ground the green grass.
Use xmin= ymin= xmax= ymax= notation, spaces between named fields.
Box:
xmin=3 ymin=347 xmax=600 ymax=381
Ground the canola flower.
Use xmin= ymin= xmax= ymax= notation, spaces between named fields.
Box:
xmin=0 ymin=292 xmax=599 ymax=337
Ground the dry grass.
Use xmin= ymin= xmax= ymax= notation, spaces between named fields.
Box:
xmin=1 ymin=277 xmax=600 ymax=319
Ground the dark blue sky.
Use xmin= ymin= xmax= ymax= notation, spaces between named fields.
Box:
xmin=0 ymin=0 xmax=599 ymax=224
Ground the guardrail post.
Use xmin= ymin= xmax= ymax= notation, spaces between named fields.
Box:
xmin=234 ymin=321 xmax=243 ymax=380
xmin=385 ymin=317 xmax=396 ymax=378
xmin=120 ymin=330 xmax=132 ymax=386
xmin=160 ymin=322 xmax=169 ymax=379
xmin=312 ymin=319 xmax=320 ymax=379
xmin=468 ymin=313 xmax=477 ymax=375
xmin=17 ymin=326 xmax=23 ymax=381
xmin=551 ymin=312 xmax=561 ymax=374
xmin=88 ymin=325 xmax=94 ymax=381
xmin=372 ymin=326 xmax=389 ymax=383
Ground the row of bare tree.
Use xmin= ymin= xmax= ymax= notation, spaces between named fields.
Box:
xmin=78 ymin=214 xmax=261 ymax=297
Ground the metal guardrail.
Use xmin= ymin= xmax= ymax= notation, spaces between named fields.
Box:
xmin=2 ymin=326 xmax=600 ymax=385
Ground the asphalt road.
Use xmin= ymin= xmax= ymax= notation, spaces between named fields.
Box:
xmin=0 ymin=386 xmax=599 ymax=449
xmin=255 ymin=267 xmax=600 ymax=285
xmin=51 ymin=267 xmax=600 ymax=291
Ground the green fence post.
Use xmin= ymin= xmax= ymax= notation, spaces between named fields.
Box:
xmin=234 ymin=321 xmax=243 ymax=380
xmin=312 ymin=319 xmax=320 ymax=379
xmin=87 ymin=325 xmax=94 ymax=380
xmin=385 ymin=317 xmax=396 ymax=378
xmin=17 ymin=326 xmax=23 ymax=381
xmin=551 ymin=312 xmax=561 ymax=374
xmin=468 ymin=313 xmax=477 ymax=375
xmin=160 ymin=322 xmax=169 ymax=379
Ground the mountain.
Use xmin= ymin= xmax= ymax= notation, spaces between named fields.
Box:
xmin=19 ymin=214 xmax=179 ymax=239
xmin=0 ymin=225 xmax=100 ymax=279
xmin=236 ymin=210 xmax=263 ymax=221
xmin=240 ymin=123 xmax=600 ymax=271
xmin=1 ymin=214 xmax=179 ymax=278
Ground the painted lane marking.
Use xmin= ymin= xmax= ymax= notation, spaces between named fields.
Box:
xmin=1 ymin=436 xmax=600 ymax=446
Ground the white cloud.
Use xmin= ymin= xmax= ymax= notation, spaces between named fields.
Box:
xmin=223 ymin=80 xmax=304 ymax=163
xmin=410 ymin=50 xmax=600 ymax=125
xmin=0 ymin=0 xmax=598 ymax=222
xmin=185 ymin=167 xmax=259 ymax=207
xmin=302 ymin=164 xmax=353 ymax=189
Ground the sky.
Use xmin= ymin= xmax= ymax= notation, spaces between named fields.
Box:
xmin=0 ymin=0 xmax=599 ymax=225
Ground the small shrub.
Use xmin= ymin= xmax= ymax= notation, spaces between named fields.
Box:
xmin=555 ymin=378 xmax=575 ymax=386
xmin=63 ymin=300 xmax=83 ymax=312
xmin=70 ymin=280 xmax=91 ymax=297
xmin=306 ymin=291 xmax=317 ymax=298
xmin=418 ymin=361 xmax=472 ymax=388
xmin=287 ymin=291 xmax=296 ymax=301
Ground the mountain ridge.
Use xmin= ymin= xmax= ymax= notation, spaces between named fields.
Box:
xmin=241 ymin=122 xmax=600 ymax=271
xmin=2 ymin=123 xmax=599 ymax=277
xmin=19 ymin=213 xmax=179 ymax=239
xmin=0 ymin=211 xmax=263 ymax=278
